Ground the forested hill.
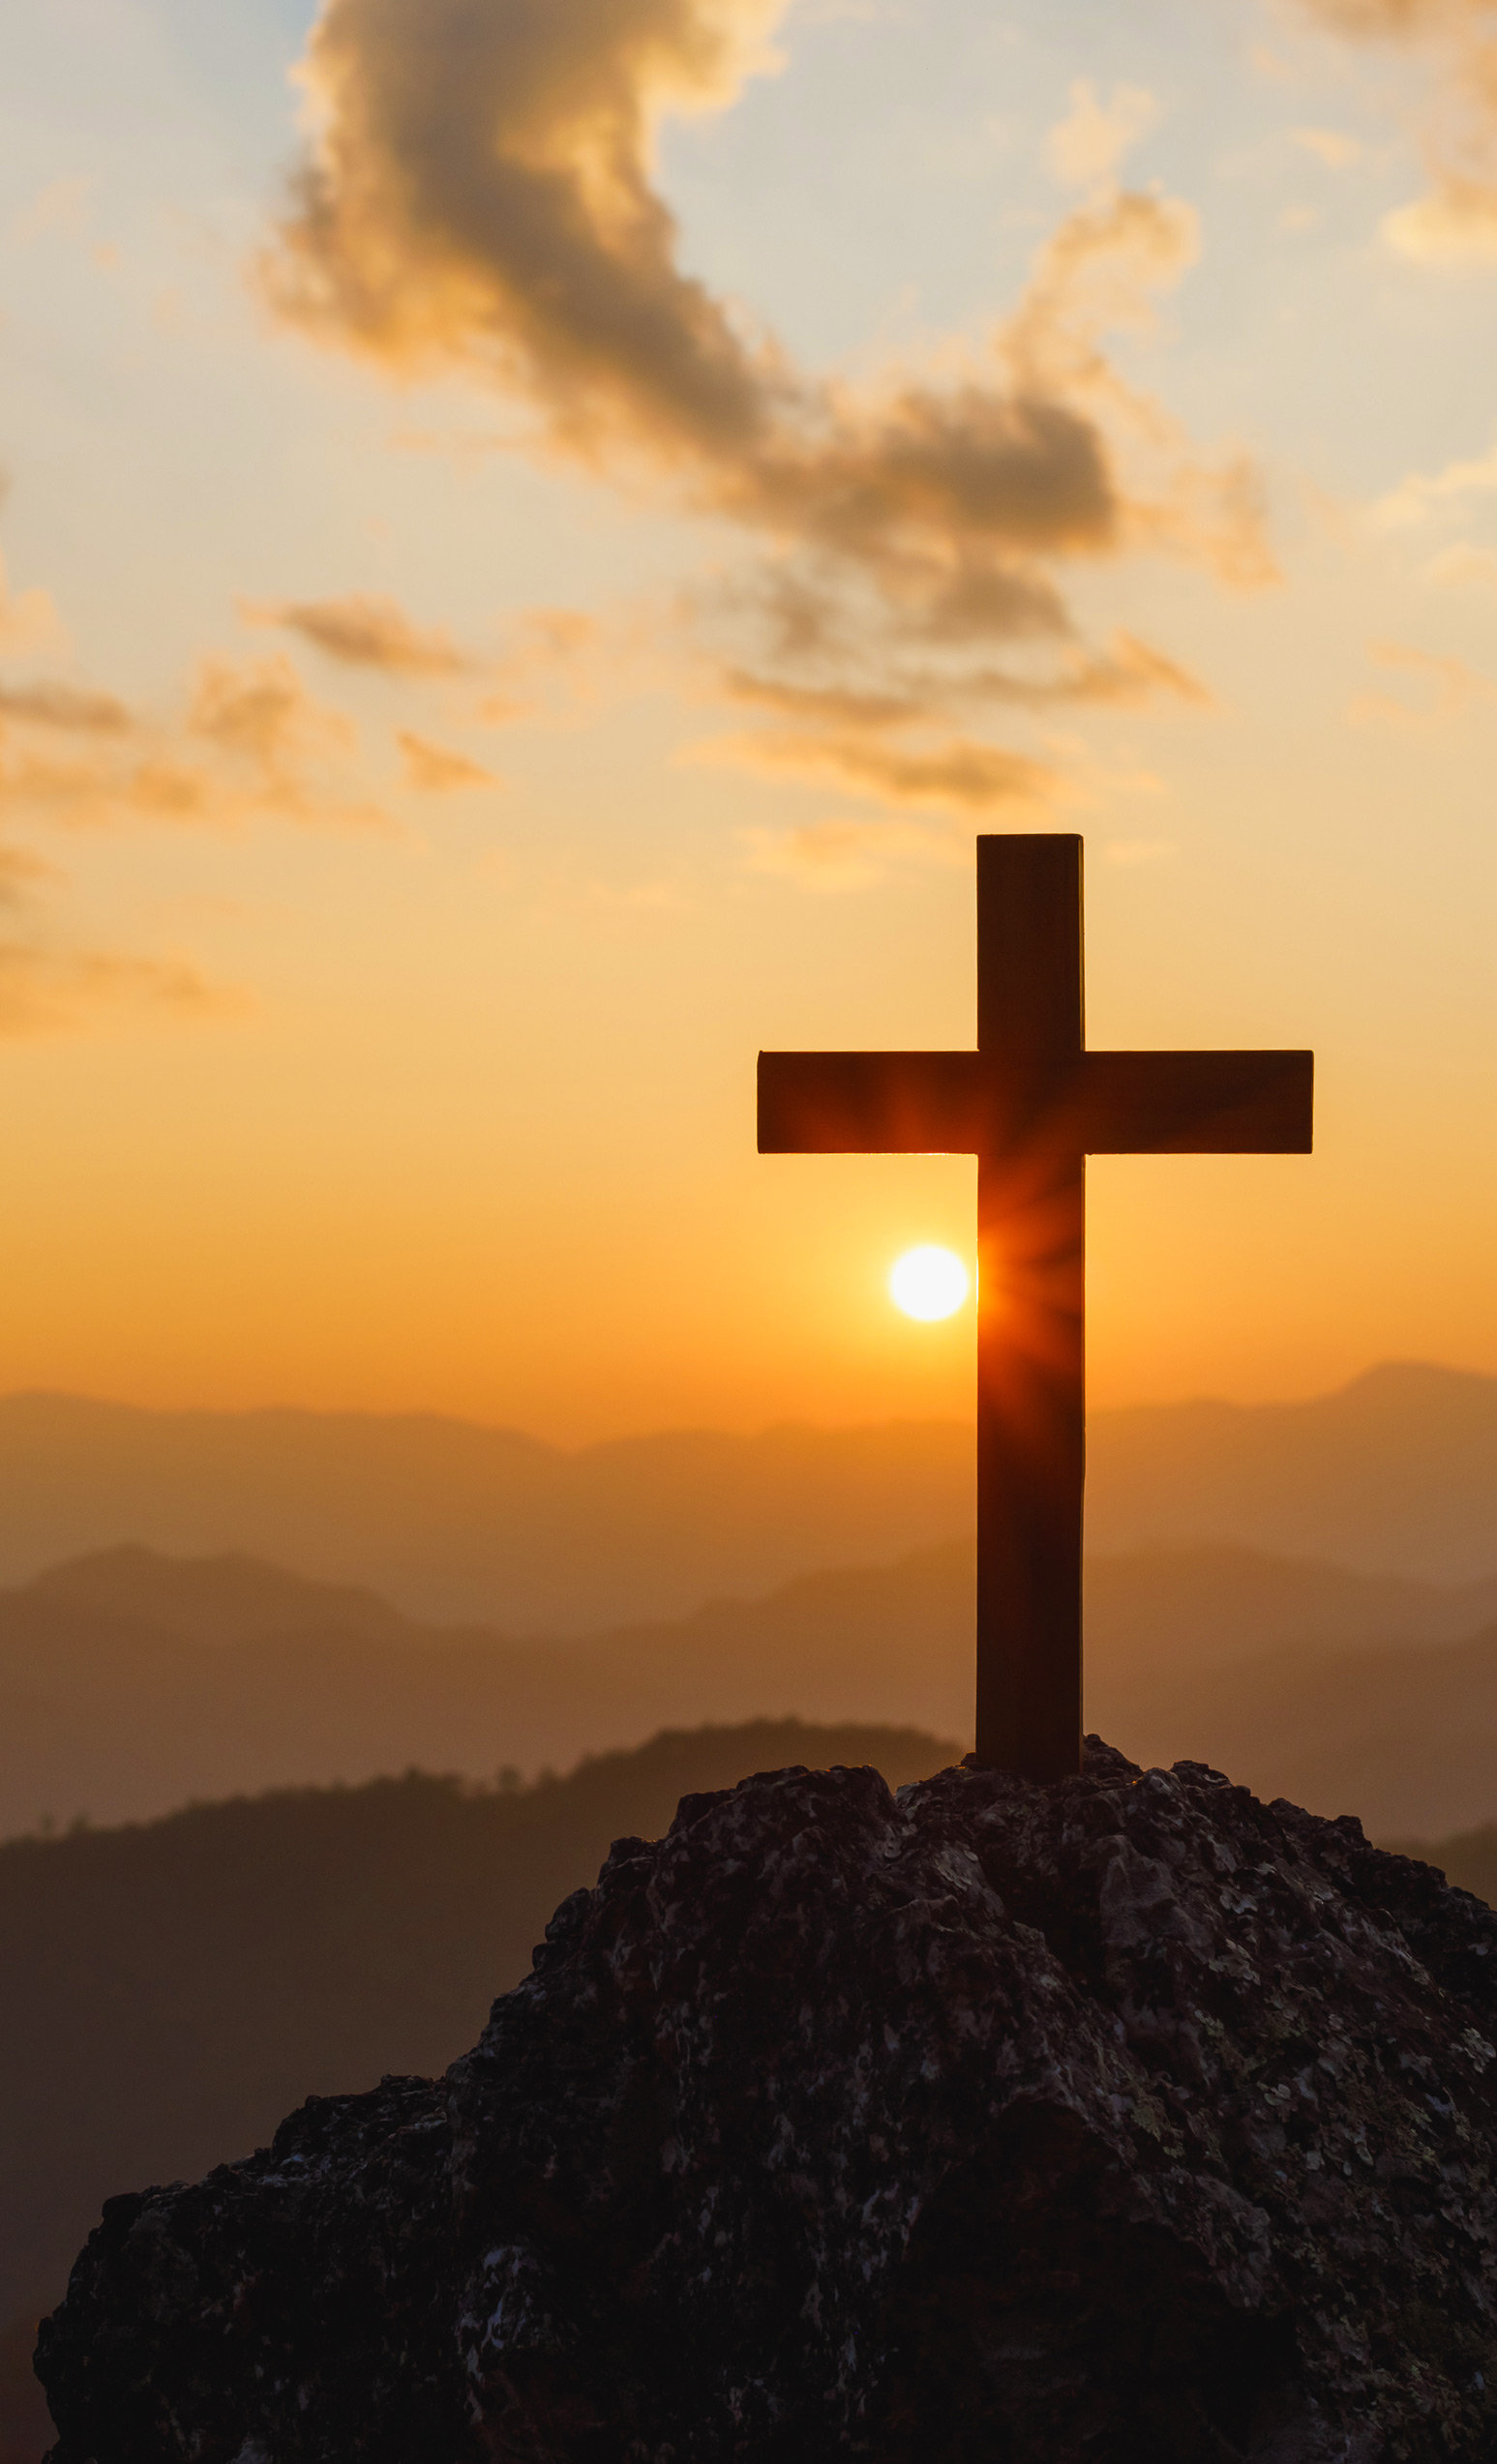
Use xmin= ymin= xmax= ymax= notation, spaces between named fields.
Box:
xmin=0 ymin=1719 xmax=955 ymax=2463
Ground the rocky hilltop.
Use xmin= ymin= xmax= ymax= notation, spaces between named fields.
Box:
xmin=37 ymin=1742 xmax=1497 ymax=2461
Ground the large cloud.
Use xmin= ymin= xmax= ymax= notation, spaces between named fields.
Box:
xmin=260 ymin=0 xmax=1267 ymax=821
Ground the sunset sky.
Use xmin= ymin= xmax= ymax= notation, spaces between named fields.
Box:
xmin=4 ymin=0 xmax=1497 ymax=1440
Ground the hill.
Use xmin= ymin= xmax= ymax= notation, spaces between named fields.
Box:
xmin=9 ymin=1539 xmax=1497 ymax=1839
xmin=0 ymin=1721 xmax=956 ymax=2462
xmin=3 ymin=1363 xmax=1497 ymax=1631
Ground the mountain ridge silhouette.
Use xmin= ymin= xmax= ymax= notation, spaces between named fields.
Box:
xmin=2 ymin=1359 xmax=1495 ymax=1631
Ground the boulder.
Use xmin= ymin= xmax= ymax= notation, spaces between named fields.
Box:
xmin=37 ymin=1741 xmax=1497 ymax=2460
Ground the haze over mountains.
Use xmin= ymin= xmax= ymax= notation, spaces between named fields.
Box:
xmin=3 ymin=1360 xmax=1497 ymax=1631
xmin=7 ymin=1530 xmax=1497 ymax=1838
xmin=1 ymin=1359 xmax=1496 ymax=1840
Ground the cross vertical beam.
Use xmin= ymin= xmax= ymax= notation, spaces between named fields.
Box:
xmin=756 ymin=832 xmax=1312 ymax=1784
xmin=975 ymin=837 xmax=1085 ymax=1779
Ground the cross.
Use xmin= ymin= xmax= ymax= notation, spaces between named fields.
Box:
xmin=758 ymin=834 xmax=1312 ymax=1782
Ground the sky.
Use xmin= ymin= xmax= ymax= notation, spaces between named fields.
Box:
xmin=3 ymin=0 xmax=1497 ymax=1440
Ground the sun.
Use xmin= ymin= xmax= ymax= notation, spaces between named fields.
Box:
xmin=889 ymin=1245 xmax=970 ymax=1322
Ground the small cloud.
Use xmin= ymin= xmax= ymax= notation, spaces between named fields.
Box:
xmin=246 ymin=593 xmax=472 ymax=677
xmin=1422 ymin=541 xmax=1497 ymax=590
xmin=1293 ymin=127 xmax=1362 ymax=169
xmin=1384 ymin=179 xmax=1497 ymax=262
xmin=520 ymin=609 xmax=599 ymax=663
xmin=695 ymin=727 xmax=1056 ymax=815
xmin=0 ymin=845 xmax=58 ymax=906
xmin=397 ymin=729 xmax=496 ymax=791
xmin=0 ymin=943 xmax=246 ymax=1039
xmin=15 ymin=178 xmax=92 ymax=244
xmin=1371 ymin=430 xmax=1497 ymax=528
xmin=189 ymin=654 xmax=354 ymax=775
xmin=0 ymin=680 xmax=132 ymax=733
xmin=1349 ymin=637 xmax=1492 ymax=726
xmin=1250 ymin=46 xmax=1296 ymax=85
xmin=0 ymin=551 xmax=65 ymax=656
xmin=1048 ymin=81 xmax=1160 ymax=190
xmin=744 ymin=816 xmax=955 ymax=891
xmin=720 ymin=669 xmax=919 ymax=730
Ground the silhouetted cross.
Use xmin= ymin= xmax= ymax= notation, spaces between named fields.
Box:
xmin=759 ymin=835 xmax=1313 ymax=1781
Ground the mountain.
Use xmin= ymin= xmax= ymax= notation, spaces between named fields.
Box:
xmin=0 ymin=1395 xmax=972 ymax=1631
xmin=0 ymin=1722 xmax=956 ymax=2445
xmin=1085 ymin=1359 xmax=1497 ymax=1581
xmin=2 ymin=1362 xmax=1497 ymax=1633
xmin=1104 ymin=1622 xmax=1497 ymax=1838
xmin=7 ymin=1540 xmax=1497 ymax=1841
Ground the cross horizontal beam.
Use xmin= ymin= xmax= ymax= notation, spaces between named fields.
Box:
xmin=758 ymin=1047 xmax=1313 ymax=1156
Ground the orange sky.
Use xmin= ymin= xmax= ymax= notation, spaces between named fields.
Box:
xmin=4 ymin=0 xmax=1497 ymax=1439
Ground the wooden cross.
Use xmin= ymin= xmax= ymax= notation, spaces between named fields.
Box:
xmin=758 ymin=834 xmax=1312 ymax=1782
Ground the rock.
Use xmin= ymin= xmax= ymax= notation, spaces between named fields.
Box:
xmin=36 ymin=1739 xmax=1497 ymax=2461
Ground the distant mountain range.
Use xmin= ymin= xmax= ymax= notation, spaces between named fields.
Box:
xmin=9 ymin=1534 xmax=1497 ymax=1840
xmin=1 ymin=1360 xmax=1496 ymax=1630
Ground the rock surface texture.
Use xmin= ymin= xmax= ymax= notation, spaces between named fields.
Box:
xmin=37 ymin=1741 xmax=1497 ymax=2461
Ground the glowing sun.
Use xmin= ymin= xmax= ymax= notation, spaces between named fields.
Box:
xmin=889 ymin=1245 xmax=970 ymax=1321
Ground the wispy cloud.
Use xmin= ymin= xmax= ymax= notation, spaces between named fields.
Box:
xmin=1290 ymin=0 xmax=1497 ymax=258
xmin=0 ymin=549 xmax=64 ymax=656
xmin=1371 ymin=428 xmax=1497 ymax=527
xmin=246 ymin=593 xmax=473 ymax=677
xmin=0 ymin=943 xmax=245 ymax=1039
xmin=1292 ymin=126 xmax=1363 ymax=169
xmin=1048 ymin=82 xmax=1161 ymax=190
xmin=1349 ymin=636 xmax=1493 ymax=725
xmin=397 ymin=729 xmax=496 ymax=791
xmin=743 ymin=816 xmax=957 ymax=891
xmin=691 ymin=727 xmax=1056 ymax=814
xmin=0 ymin=679 xmax=131 ymax=731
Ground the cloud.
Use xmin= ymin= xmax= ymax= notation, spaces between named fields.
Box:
xmin=1293 ymin=126 xmax=1363 ymax=167
xmin=1371 ymin=426 xmax=1497 ymax=525
xmin=0 ymin=944 xmax=244 ymax=1039
xmin=397 ymin=728 xmax=495 ymax=790
xmin=0 ymin=679 xmax=132 ymax=732
xmin=0 ymin=845 xmax=57 ymax=907
xmin=1422 ymin=538 xmax=1497 ymax=586
xmin=263 ymin=0 xmax=792 ymax=458
xmin=1289 ymin=0 xmax=1497 ymax=256
xmin=0 ymin=549 xmax=64 ymax=655
xmin=697 ymin=727 xmax=1056 ymax=813
xmin=247 ymin=593 xmax=473 ymax=676
xmin=1384 ymin=177 xmax=1497 ymax=258
xmin=0 ymin=648 xmax=391 ymax=835
xmin=15 ymin=178 xmax=93 ymax=245
xmin=258 ymin=0 xmax=1268 ymax=811
xmin=1048 ymin=82 xmax=1161 ymax=190
xmin=721 ymin=629 xmax=1207 ymax=726
xmin=189 ymin=653 xmax=354 ymax=774
xmin=743 ymin=816 xmax=954 ymax=890
xmin=1349 ymin=635 xmax=1493 ymax=723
